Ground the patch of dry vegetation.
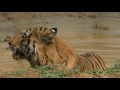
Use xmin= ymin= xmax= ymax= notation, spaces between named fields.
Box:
xmin=0 ymin=62 xmax=120 ymax=78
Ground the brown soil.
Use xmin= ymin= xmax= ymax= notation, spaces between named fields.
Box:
xmin=0 ymin=69 xmax=41 ymax=78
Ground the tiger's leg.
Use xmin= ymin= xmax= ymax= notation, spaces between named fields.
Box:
xmin=66 ymin=56 xmax=78 ymax=70
xmin=27 ymin=54 xmax=40 ymax=68
xmin=28 ymin=55 xmax=36 ymax=68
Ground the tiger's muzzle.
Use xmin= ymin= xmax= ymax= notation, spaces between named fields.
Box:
xmin=10 ymin=47 xmax=25 ymax=60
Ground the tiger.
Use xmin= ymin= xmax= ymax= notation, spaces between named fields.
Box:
xmin=8 ymin=26 xmax=107 ymax=72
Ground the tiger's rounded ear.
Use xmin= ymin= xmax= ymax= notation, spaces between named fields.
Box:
xmin=51 ymin=28 xmax=57 ymax=34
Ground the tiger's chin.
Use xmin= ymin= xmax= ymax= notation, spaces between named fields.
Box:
xmin=12 ymin=52 xmax=26 ymax=60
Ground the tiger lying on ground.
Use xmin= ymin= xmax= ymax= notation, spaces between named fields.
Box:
xmin=8 ymin=27 xmax=107 ymax=72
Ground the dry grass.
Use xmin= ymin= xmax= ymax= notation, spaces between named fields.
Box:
xmin=0 ymin=62 xmax=120 ymax=78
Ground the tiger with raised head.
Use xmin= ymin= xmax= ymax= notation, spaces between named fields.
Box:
xmin=8 ymin=32 xmax=40 ymax=68
xmin=8 ymin=27 xmax=107 ymax=72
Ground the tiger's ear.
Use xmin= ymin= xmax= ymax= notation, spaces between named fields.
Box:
xmin=51 ymin=28 xmax=57 ymax=35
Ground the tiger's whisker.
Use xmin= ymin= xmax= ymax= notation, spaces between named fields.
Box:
xmin=18 ymin=60 xmax=21 ymax=68
xmin=20 ymin=59 xmax=24 ymax=68
xmin=18 ymin=60 xmax=24 ymax=68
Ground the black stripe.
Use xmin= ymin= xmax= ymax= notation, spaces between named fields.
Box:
xmin=44 ymin=28 xmax=47 ymax=31
xmin=20 ymin=44 xmax=22 ymax=48
xmin=26 ymin=29 xmax=28 ymax=33
xmin=32 ymin=50 xmax=35 ymax=55
xmin=23 ymin=29 xmax=28 ymax=37
xmin=21 ymin=44 xmax=27 ymax=48
xmin=39 ymin=27 xmax=42 ymax=31
xmin=27 ymin=39 xmax=30 ymax=47
xmin=21 ymin=39 xmax=30 ymax=48
xmin=28 ymin=34 xmax=32 ymax=38
xmin=29 ymin=29 xmax=31 ymax=31
xmin=28 ymin=55 xmax=31 ymax=61
xmin=23 ymin=33 xmax=27 ymax=36
xmin=33 ymin=42 xmax=35 ymax=48
xmin=27 ymin=47 xmax=30 ymax=54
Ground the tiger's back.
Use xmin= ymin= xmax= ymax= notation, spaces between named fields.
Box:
xmin=79 ymin=52 xmax=107 ymax=72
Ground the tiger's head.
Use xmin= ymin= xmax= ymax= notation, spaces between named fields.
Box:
xmin=8 ymin=33 xmax=26 ymax=60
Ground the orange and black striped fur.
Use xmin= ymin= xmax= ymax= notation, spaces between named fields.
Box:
xmin=78 ymin=52 xmax=107 ymax=72
xmin=8 ymin=27 xmax=107 ymax=72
